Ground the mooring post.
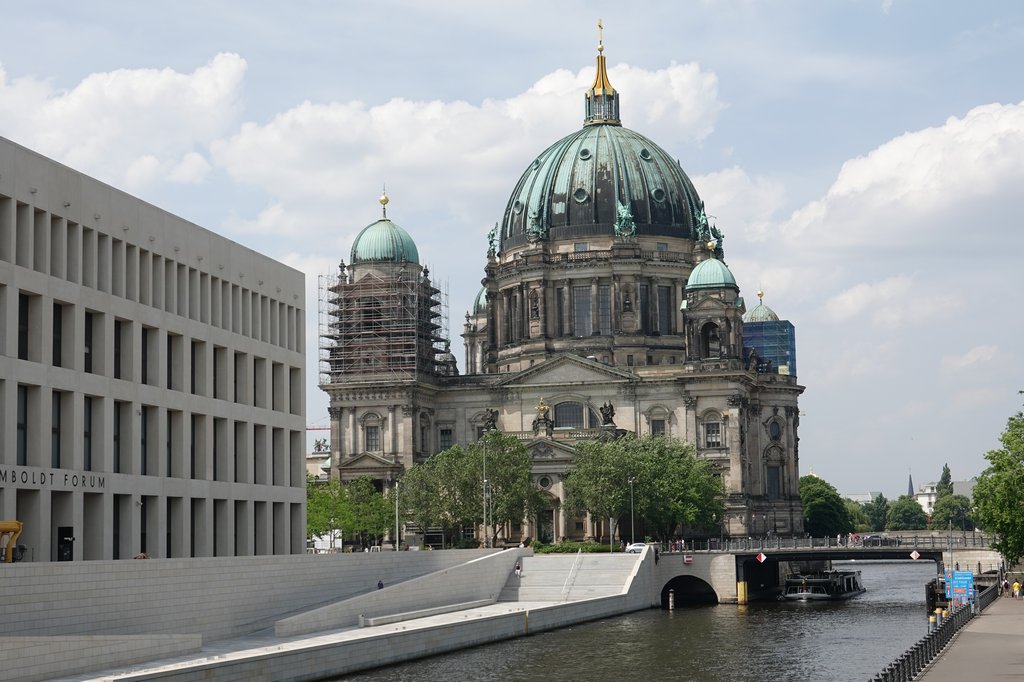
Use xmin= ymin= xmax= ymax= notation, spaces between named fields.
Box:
xmin=668 ymin=589 xmax=675 ymax=610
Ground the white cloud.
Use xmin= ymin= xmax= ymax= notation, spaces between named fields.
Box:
xmin=0 ymin=53 xmax=246 ymax=189
xmin=941 ymin=345 xmax=999 ymax=372
xmin=821 ymin=275 xmax=963 ymax=327
xmin=781 ymin=100 xmax=1024 ymax=254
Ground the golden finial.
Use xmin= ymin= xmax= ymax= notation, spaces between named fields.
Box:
xmin=757 ymin=290 xmax=765 ymax=300
xmin=707 ymin=240 xmax=717 ymax=252
xmin=598 ymin=18 xmax=604 ymax=53
xmin=379 ymin=186 xmax=389 ymax=218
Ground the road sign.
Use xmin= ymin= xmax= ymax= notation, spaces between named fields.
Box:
xmin=683 ymin=555 xmax=693 ymax=564
xmin=757 ymin=552 xmax=767 ymax=563
xmin=909 ymin=550 xmax=921 ymax=560
xmin=944 ymin=569 xmax=975 ymax=606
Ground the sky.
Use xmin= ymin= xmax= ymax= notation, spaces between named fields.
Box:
xmin=2 ymin=1 xmax=1022 ymax=500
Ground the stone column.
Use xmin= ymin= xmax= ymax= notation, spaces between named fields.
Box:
xmin=538 ymin=282 xmax=547 ymax=337
xmin=611 ymin=276 xmax=620 ymax=333
xmin=652 ymin=278 xmax=662 ymax=335
xmin=562 ymin=280 xmax=571 ymax=336
xmin=348 ymin=409 xmax=357 ymax=458
xmin=388 ymin=405 xmax=397 ymax=456
xmin=590 ymin=278 xmax=599 ymax=335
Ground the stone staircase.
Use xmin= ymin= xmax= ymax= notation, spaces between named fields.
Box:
xmin=498 ymin=552 xmax=642 ymax=602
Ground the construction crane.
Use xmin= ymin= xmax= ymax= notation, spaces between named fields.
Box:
xmin=1 ymin=520 xmax=25 ymax=562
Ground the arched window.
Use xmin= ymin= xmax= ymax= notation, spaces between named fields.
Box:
xmin=553 ymin=402 xmax=599 ymax=429
xmin=700 ymin=322 xmax=721 ymax=359
xmin=701 ymin=412 xmax=723 ymax=448
xmin=360 ymin=412 xmax=383 ymax=452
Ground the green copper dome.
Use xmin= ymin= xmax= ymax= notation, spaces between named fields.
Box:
xmin=498 ymin=43 xmax=704 ymax=252
xmin=686 ymin=257 xmax=737 ymax=291
xmin=350 ymin=218 xmax=419 ymax=265
xmin=472 ymin=287 xmax=488 ymax=315
xmin=743 ymin=297 xmax=780 ymax=322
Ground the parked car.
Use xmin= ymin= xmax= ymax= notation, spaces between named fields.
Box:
xmin=861 ymin=534 xmax=901 ymax=546
xmin=625 ymin=542 xmax=647 ymax=553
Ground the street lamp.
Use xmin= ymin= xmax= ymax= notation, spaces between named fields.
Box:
xmin=628 ymin=477 xmax=635 ymax=544
xmin=482 ymin=440 xmax=488 ymax=549
xmin=762 ymin=514 xmax=767 ymax=540
xmin=394 ymin=479 xmax=400 ymax=551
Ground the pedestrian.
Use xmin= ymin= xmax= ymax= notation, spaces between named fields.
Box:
xmin=377 ymin=579 xmax=384 ymax=590
xmin=514 ymin=561 xmax=521 ymax=578
xmin=1001 ymin=577 xmax=1009 ymax=597
xmin=1012 ymin=579 xmax=1020 ymax=600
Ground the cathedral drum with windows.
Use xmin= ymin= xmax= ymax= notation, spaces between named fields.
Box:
xmin=321 ymin=34 xmax=804 ymax=542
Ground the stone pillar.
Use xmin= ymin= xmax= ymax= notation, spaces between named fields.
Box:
xmin=652 ymin=278 xmax=662 ymax=335
xmin=347 ymin=409 xmax=356 ymax=458
xmin=388 ymin=405 xmax=397 ymax=456
xmin=562 ymin=280 xmax=571 ymax=336
xmin=590 ymin=278 xmax=599 ymax=336
xmin=538 ymin=282 xmax=547 ymax=338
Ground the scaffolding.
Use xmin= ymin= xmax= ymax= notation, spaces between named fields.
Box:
xmin=742 ymin=319 xmax=797 ymax=376
xmin=319 ymin=263 xmax=450 ymax=386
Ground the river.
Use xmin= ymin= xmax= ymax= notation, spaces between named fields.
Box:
xmin=336 ymin=561 xmax=936 ymax=682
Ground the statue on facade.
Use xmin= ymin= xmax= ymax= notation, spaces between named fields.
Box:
xmin=313 ymin=438 xmax=329 ymax=453
xmin=483 ymin=408 xmax=499 ymax=432
xmin=526 ymin=209 xmax=547 ymax=241
xmin=486 ymin=222 xmax=497 ymax=258
xmin=532 ymin=397 xmax=553 ymax=437
xmin=614 ymin=201 xmax=636 ymax=238
xmin=599 ymin=401 xmax=616 ymax=426
xmin=693 ymin=202 xmax=710 ymax=243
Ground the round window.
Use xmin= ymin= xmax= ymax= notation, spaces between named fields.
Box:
xmin=652 ymin=188 xmax=666 ymax=202
xmin=513 ymin=200 xmax=524 ymax=214
xmin=573 ymin=188 xmax=589 ymax=203
xmin=578 ymin=148 xmax=592 ymax=160
xmin=639 ymin=148 xmax=653 ymax=161
xmin=539 ymin=476 xmax=552 ymax=489
xmin=769 ymin=421 xmax=782 ymax=441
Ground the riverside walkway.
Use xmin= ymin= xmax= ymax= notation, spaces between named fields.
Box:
xmin=919 ymin=594 xmax=1024 ymax=680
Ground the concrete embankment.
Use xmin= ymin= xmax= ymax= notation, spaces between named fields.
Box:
xmin=919 ymin=594 xmax=1024 ymax=680
xmin=47 ymin=549 xmax=651 ymax=681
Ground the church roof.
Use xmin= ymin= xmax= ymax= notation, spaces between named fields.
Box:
xmin=350 ymin=193 xmax=420 ymax=265
xmin=686 ymin=256 xmax=737 ymax=290
xmin=742 ymin=291 xmax=780 ymax=322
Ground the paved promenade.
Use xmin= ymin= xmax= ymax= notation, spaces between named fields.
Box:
xmin=920 ymin=594 xmax=1024 ymax=680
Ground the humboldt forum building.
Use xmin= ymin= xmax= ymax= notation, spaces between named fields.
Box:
xmin=321 ymin=40 xmax=805 ymax=543
xmin=0 ymin=136 xmax=308 ymax=562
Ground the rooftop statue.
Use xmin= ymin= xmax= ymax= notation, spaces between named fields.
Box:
xmin=486 ymin=222 xmax=497 ymax=257
xmin=614 ymin=201 xmax=636 ymax=238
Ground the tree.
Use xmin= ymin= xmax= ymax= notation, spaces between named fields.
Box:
xmin=392 ymin=461 xmax=441 ymax=549
xmin=936 ymin=463 xmax=954 ymax=500
xmin=862 ymin=493 xmax=889 ymax=532
xmin=799 ymin=475 xmax=851 ymax=536
xmin=930 ymin=494 xmax=973 ymax=532
xmin=346 ymin=476 xmax=391 ymax=547
xmin=430 ymin=445 xmax=481 ymax=547
xmin=973 ymin=400 xmax=1024 ymax=565
xmin=844 ymin=499 xmax=871 ymax=533
xmin=474 ymin=431 xmax=544 ymax=546
xmin=306 ymin=476 xmax=353 ymax=550
xmin=564 ymin=435 xmax=725 ymax=543
xmin=886 ymin=495 xmax=928 ymax=530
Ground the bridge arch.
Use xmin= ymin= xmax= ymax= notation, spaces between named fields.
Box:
xmin=660 ymin=574 xmax=718 ymax=607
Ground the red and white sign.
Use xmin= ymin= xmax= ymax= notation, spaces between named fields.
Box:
xmin=683 ymin=555 xmax=693 ymax=564
xmin=910 ymin=550 xmax=921 ymax=561
xmin=757 ymin=552 xmax=768 ymax=563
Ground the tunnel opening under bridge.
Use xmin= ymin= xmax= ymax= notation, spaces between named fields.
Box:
xmin=660 ymin=575 xmax=718 ymax=607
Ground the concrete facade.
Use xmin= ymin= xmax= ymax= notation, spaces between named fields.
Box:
xmin=0 ymin=136 xmax=307 ymax=561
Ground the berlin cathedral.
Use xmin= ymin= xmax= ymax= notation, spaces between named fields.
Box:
xmin=319 ymin=34 xmax=804 ymax=543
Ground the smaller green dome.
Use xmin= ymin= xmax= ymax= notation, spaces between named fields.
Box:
xmin=743 ymin=301 xmax=780 ymax=323
xmin=351 ymin=219 xmax=420 ymax=265
xmin=472 ymin=287 xmax=488 ymax=315
xmin=686 ymin=257 xmax=737 ymax=290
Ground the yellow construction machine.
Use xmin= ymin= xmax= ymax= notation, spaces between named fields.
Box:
xmin=1 ymin=520 xmax=25 ymax=562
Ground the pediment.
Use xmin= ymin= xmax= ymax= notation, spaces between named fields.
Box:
xmin=499 ymin=353 xmax=635 ymax=388
xmin=527 ymin=438 xmax=577 ymax=462
xmin=340 ymin=452 xmax=400 ymax=470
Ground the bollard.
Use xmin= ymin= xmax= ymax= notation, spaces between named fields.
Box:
xmin=928 ymin=614 xmax=935 ymax=634
xmin=668 ymin=588 xmax=675 ymax=610
xmin=934 ymin=607 xmax=943 ymax=628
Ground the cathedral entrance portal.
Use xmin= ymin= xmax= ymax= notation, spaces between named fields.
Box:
xmin=536 ymin=508 xmax=555 ymax=543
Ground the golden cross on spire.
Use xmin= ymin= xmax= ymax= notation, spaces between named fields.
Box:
xmin=598 ymin=18 xmax=604 ymax=53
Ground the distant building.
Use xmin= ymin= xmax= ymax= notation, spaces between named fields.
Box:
xmin=0 ymin=135 xmax=307 ymax=561
xmin=844 ymin=491 xmax=884 ymax=504
xmin=914 ymin=479 xmax=977 ymax=516
xmin=320 ymin=36 xmax=806 ymax=542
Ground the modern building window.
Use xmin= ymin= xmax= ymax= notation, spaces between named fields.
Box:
xmin=140 ymin=406 xmax=150 ymax=475
xmin=16 ymin=385 xmax=28 ymax=465
xmin=166 ymin=333 xmax=178 ymax=391
xmin=704 ymin=421 xmax=722 ymax=448
xmin=365 ymin=425 xmax=381 ymax=452
xmin=52 ymin=302 xmax=63 ymax=367
xmin=113 ymin=401 xmax=124 ymax=473
xmin=113 ymin=320 xmax=125 ymax=379
xmin=651 ymin=419 xmax=666 ymax=436
xmin=598 ymin=285 xmax=611 ymax=335
xmin=83 ymin=396 xmax=93 ymax=471
xmin=766 ymin=465 xmax=782 ymax=499
xmin=439 ymin=427 xmax=453 ymax=451
xmin=17 ymin=293 xmax=30 ymax=361
xmin=572 ymin=286 xmax=591 ymax=337
xmin=51 ymin=391 xmax=63 ymax=467
xmin=141 ymin=327 xmax=150 ymax=384
xmin=84 ymin=311 xmax=95 ymax=373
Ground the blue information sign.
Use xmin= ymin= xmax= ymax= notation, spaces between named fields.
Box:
xmin=944 ymin=570 xmax=974 ymax=606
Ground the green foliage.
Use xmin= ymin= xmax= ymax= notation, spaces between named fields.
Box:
xmin=563 ymin=436 xmax=725 ymax=542
xmin=533 ymin=540 xmax=612 ymax=554
xmin=886 ymin=495 xmax=929 ymax=530
xmin=973 ymin=403 xmax=1024 ymax=564
xmin=862 ymin=493 xmax=889 ymax=532
xmin=347 ymin=476 xmax=392 ymax=545
xmin=799 ymin=475 xmax=852 ymax=536
xmin=306 ymin=475 xmax=353 ymax=548
xmin=844 ymin=498 xmax=871 ymax=533
xmin=476 ymin=431 xmax=545 ymax=546
xmin=936 ymin=463 xmax=954 ymax=500
xmin=930 ymin=494 xmax=973 ymax=531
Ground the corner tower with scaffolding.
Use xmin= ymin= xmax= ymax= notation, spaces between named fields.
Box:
xmin=318 ymin=194 xmax=454 ymax=485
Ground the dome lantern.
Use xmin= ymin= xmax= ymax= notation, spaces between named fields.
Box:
xmin=585 ymin=19 xmax=620 ymax=126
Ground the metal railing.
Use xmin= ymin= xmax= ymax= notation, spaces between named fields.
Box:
xmin=665 ymin=534 xmax=994 ymax=553
xmin=867 ymin=584 xmax=996 ymax=681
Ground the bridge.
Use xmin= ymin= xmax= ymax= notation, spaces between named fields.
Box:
xmin=648 ymin=534 xmax=1000 ymax=605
